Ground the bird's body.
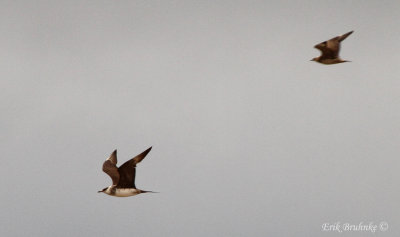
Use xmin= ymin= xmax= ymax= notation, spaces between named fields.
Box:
xmin=101 ymin=186 xmax=142 ymax=197
xmin=98 ymin=147 xmax=155 ymax=197
xmin=311 ymin=31 xmax=353 ymax=64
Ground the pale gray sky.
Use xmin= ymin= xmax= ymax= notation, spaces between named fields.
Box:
xmin=1 ymin=1 xmax=399 ymax=236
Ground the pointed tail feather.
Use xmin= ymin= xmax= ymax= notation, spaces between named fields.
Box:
xmin=141 ymin=190 xmax=159 ymax=193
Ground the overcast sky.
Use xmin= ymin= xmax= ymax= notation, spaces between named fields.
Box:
xmin=1 ymin=1 xmax=400 ymax=236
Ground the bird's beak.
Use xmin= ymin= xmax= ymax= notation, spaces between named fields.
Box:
xmin=310 ymin=58 xmax=314 ymax=61
xmin=98 ymin=190 xmax=103 ymax=193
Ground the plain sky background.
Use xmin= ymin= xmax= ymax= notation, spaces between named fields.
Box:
xmin=1 ymin=0 xmax=399 ymax=236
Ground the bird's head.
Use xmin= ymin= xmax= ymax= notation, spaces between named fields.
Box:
xmin=98 ymin=187 xmax=107 ymax=193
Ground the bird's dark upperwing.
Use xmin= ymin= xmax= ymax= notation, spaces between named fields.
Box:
xmin=321 ymin=31 xmax=353 ymax=59
xmin=314 ymin=41 xmax=337 ymax=59
xmin=117 ymin=147 xmax=152 ymax=189
xmin=102 ymin=150 xmax=120 ymax=186
xmin=337 ymin=31 xmax=353 ymax=42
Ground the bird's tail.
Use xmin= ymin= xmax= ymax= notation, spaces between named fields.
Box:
xmin=141 ymin=190 xmax=159 ymax=194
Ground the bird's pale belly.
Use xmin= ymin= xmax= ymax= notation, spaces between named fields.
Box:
xmin=114 ymin=188 xmax=141 ymax=197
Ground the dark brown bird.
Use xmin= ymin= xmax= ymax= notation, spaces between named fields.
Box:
xmin=311 ymin=31 xmax=353 ymax=64
xmin=98 ymin=147 xmax=157 ymax=197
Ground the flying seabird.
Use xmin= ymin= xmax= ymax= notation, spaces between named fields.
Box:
xmin=98 ymin=147 xmax=157 ymax=197
xmin=311 ymin=31 xmax=354 ymax=64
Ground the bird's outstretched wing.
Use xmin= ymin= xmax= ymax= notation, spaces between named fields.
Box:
xmin=117 ymin=147 xmax=152 ymax=189
xmin=102 ymin=150 xmax=120 ymax=186
xmin=314 ymin=31 xmax=353 ymax=59
xmin=337 ymin=31 xmax=353 ymax=42
xmin=314 ymin=41 xmax=337 ymax=59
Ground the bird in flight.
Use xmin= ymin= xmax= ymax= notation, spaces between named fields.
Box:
xmin=311 ymin=31 xmax=354 ymax=64
xmin=98 ymin=147 xmax=157 ymax=197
